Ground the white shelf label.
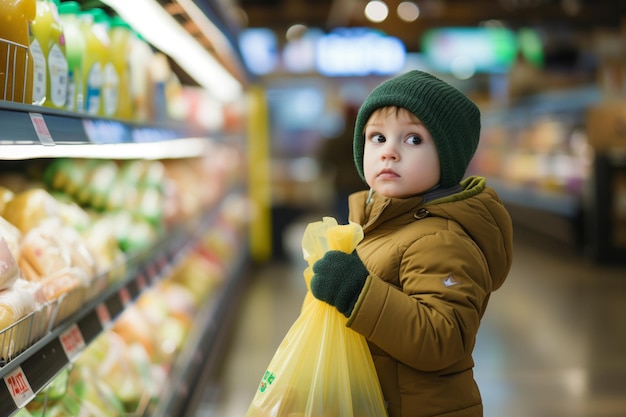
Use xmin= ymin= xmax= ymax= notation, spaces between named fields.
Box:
xmin=29 ymin=113 xmax=55 ymax=145
xmin=59 ymin=324 xmax=86 ymax=361
xmin=4 ymin=366 xmax=34 ymax=408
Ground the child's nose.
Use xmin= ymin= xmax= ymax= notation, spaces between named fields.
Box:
xmin=381 ymin=142 xmax=399 ymax=159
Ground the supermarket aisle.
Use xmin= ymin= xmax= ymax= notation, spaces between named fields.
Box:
xmin=192 ymin=221 xmax=309 ymax=417
xmin=192 ymin=222 xmax=626 ymax=417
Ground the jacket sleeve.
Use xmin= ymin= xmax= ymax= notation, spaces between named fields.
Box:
xmin=347 ymin=229 xmax=491 ymax=372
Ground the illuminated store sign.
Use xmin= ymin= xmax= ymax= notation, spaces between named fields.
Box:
xmin=239 ymin=27 xmax=406 ymax=76
xmin=422 ymin=28 xmax=519 ymax=74
xmin=315 ymin=28 xmax=406 ymax=76
xmin=238 ymin=28 xmax=279 ymax=75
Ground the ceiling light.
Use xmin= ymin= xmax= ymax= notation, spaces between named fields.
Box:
xmin=286 ymin=24 xmax=308 ymax=42
xmin=365 ymin=1 xmax=389 ymax=23
xmin=101 ymin=0 xmax=243 ymax=103
xmin=397 ymin=1 xmax=420 ymax=22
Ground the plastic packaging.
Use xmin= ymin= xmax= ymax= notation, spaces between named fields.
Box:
xmin=0 ymin=279 xmax=38 ymax=334
xmin=0 ymin=237 xmax=19 ymax=292
xmin=0 ymin=0 xmax=36 ymax=103
xmin=245 ymin=217 xmax=387 ymax=417
xmin=58 ymin=1 xmax=85 ymax=112
xmin=0 ymin=278 xmax=43 ymax=360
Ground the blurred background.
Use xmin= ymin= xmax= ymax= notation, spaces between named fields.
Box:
xmin=222 ymin=0 xmax=626 ymax=264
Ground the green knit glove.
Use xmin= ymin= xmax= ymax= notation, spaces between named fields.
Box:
xmin=311 ymin=250 xmax=369 ymax=317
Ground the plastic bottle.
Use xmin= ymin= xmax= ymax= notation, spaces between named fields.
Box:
xmin=58 ymin=1 xmax=85 ymax=112
xmin=0 ymin=0 xmax=36 ymax=104
xmin=128 ymin=32 xmax=154 ymax=122
xmin=89 ymin=9 xmax=118 ymax=118
xmin=78 ymin=9 xmax=106 ymax=115
xmin=149 ymin=52 xmax=171 ymax=122
xmin=30 ymin=0 xmax=68 ymax=108
xmin=109 ymin=16 xmax=133 ymax=119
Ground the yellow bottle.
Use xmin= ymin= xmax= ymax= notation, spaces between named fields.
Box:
xmin=58 ymin=1 xmax=84 ymax=112
xmin=0 ymin=0 xmax=36 ymax=104
xmin=78 ymin=9 xmax=107 ymax=115
xmin=128 ymin=32 xmax=154 ymax=122
xmin=89 ymin=9 xmax=118 ymax=118
xmin=30 ymin=0 xmax=68 ymax=108
xmin=109 ymin=16 xmax=133 ymax=119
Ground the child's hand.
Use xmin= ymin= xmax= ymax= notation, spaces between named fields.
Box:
xmin=311 ymin=250 xmax=368 ymax=317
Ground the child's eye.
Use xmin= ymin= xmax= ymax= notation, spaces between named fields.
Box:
xmin=406 ymin=135 xmax=423 ymax=145
xmin=370 ymin=134 xmax=386 ymax=143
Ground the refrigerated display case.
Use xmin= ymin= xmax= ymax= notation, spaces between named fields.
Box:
xmin=0 ymin=97 xmax=251 ymax=416
xmin=472 ymin=86 xmax=626 ymax=263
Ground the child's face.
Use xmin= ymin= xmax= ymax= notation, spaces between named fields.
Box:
xmin=363 ymin=107 xmax=440 ymax=198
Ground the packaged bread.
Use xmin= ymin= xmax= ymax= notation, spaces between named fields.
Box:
xmin=0 ymin=186 xmax=14 ymax=216
xmin=20 ymin=223 xmax=76 ymax=282
xmin=82 ymin=217 xmax=126 ymax=279
xmin=0 ymin=237 xmax=19 ymax=291
xmin=38 ymin=267 xmax=88 ymax=302
xmin=12 ymin=278 xmax=46 ymax=307
xmin=18 ymin=258 xmax=41 ymax=283
xmin=0 ymin=216 xmax=22 ymax=260
xmin=49 ymin=225 xmax=97 ymax=279
xmin=0 ymin=278 xmax=40 ymax=332
xmin=2 ymin=188 xmax=59 ymax=233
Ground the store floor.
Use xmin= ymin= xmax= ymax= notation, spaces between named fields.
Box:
xmin=191 ymin=220 xmax=626 ymax=417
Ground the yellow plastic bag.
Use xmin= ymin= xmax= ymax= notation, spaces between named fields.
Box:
xmin=245 ymin=217 xmax=387 ymax=417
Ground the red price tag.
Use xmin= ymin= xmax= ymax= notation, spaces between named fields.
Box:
xmin=59 ymin=324 xmax=86 ymax=361
xmin=29 ymin=113 xmax=55 ymax=145
xmin=119 ymin=287 xmax=131 ymax=306
xmin=157 ymin=256 xmax=168 ymax=270
xmin=96 ymin=303 xmax=111 ymax=327
xmin=137 ymin=273 xmax=148 ymax=291
xmin=146 ymin=264 xmax=157 ymax=282
xmin=4 ymin=366 xmax=34 ymax=408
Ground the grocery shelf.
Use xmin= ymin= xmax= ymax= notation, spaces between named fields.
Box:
xmin=0 ymin=0 xmax=251 ymax=414
xmin=482 ymin=85 xmax=602 ymax=127
xmin=0 ymin=101 xmax=215 ymax=160
xmin=0 ymin=201 xmax=238 ymax=417
xmin=479 ymin=86 xmax=626 ymax=263
xmin=479 ymin=85 xmax=598 ymax=219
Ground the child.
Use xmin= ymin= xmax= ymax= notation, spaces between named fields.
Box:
xmin=310 ymin=70 xmax=514 ymax=417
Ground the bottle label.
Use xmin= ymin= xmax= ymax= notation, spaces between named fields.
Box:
xmin=76 ymin=76 xmax=84 ymax=112
xmin=85 ymin=62 xmax=102 ymax=115
xmin=102 ymin=62 xmax=119 ymax=117
xmin=31 ymin=39 xmax=46 ymax=105
xmin=66 ymin=69 xmax=76 ymax=111
xmin=48 ymin=43 xmax=68 ymax=107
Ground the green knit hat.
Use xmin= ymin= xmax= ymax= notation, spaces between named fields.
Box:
xmin=353 ymin=70 xmax=481 ymax=188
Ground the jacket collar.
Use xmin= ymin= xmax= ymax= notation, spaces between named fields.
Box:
xmin=350 ymin=176 xmax=487 ymax=230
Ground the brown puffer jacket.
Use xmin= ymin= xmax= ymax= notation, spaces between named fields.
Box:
xmin=347 ymin=176 xmax=513 ymax=417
